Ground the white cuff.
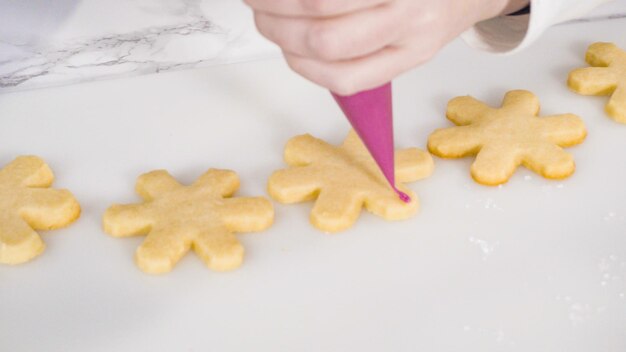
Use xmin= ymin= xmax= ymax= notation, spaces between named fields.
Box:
xmin=461 ymin=14 xmax=531 ymax=54
xmin=462 ymin=0 xmax=615 ymax=54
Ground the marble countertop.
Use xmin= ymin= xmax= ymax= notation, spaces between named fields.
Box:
xmin=1 ymin=13 xmax=625 ymax=352
xmin=1 ymin=0 xmax=626 ymax=93
xmin=0 ymin=0 xmax=279 ymax=92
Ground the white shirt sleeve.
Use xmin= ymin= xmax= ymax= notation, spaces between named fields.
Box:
xmin=462 ymin=0 xmax=616 ymax=53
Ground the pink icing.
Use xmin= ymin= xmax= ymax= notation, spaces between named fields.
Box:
xmin=396 ymin=190 xmax=412 ymax=204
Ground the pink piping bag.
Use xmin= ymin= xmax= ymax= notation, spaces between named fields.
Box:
xmin=331 ymin=82 xmax=410 ymax=203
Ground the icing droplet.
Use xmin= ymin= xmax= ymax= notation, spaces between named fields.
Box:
xmin=397 ymin=190 xmax=411 ymax=203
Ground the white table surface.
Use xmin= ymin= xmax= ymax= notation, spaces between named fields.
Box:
xmin=1 ymin=18 xmax=625 ymax=352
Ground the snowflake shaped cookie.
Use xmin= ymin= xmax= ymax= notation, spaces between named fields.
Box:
xmin=268 ymin=131 xmax=434 ymax=233
xmin=103 ymin=169 xmax=274 ymax=274
xmin=0 ymin=156 xmax=80 ymax=265
xmin=568 ymin=42 xmax=626 ymax=124
xmin=428 ymin=90 xmax=587 ymax=185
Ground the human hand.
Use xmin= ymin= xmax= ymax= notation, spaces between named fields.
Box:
xmin=245 ymin=0 xmax=529 ymax=95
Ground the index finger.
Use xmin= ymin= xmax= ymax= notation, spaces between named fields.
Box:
xmin=243 ymin=0 xmax=392 ymax=17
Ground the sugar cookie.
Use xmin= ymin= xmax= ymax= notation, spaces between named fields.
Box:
xmin=268 ymin=131 xmax=434 ymax=233
xmin=0 ymin=156 xmax=80 ymax=265
xmin=428 ymin=90 xmax=587 ymax=186
xmin=103 ymin=169 xmax=274 ymax=274
xmin=568 ymin=42 xmax=626 ymax=124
